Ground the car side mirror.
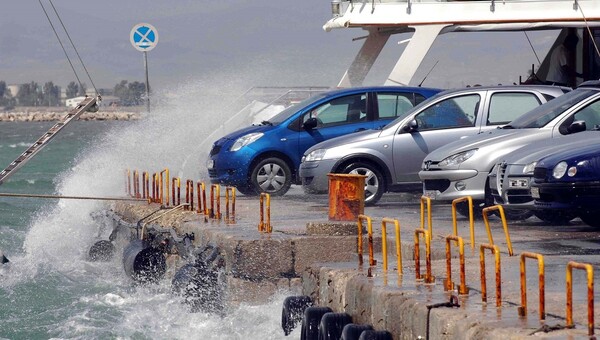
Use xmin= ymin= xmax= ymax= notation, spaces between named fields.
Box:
xmin=401 ymin=119 xmax=418 ymax=133
xmin=303 ymin=117 xmax=318 ymax=130
xmin=567 ymin=120 xmax=586 ymax=134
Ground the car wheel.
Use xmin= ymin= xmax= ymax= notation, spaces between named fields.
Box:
xmin=533 ymin=210 xmax=577 ymax=224
xmin=502 ymin=209 xmax=534 ymax=221
xmin=250 ymin=157 xmax=292 ymax=196
xmin=342 ymin=162 xmax=385 ymax=206
xmin=579 ymin=211 xmax=600 ymax=228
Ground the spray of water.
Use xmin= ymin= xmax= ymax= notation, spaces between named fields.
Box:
xmin=6 ymin=72 xmax=304 ymax=338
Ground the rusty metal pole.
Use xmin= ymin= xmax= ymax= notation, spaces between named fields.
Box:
xmin=451 ymin=196 xmax=474 ymax=249
xmin=480 ymin=244 xmax=502 ymax=307
xmin=420 ymin=196 xmax=432 ymax=241
xmin=518 ymin=252 xmax=545 ymax=320
xmin=357 ymin=215 xmax=367 ymax=266
xmin=566 ymin=261 xmax=594 ymax=336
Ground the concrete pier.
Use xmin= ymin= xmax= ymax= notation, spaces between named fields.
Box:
xmin=113 ymin=188 xmax=600 ymax=339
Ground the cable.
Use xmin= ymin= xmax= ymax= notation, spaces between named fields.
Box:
xmin=575 ymin=1 xmax=600 ymax=60
xmin=48 ymin=0 xmax=99 ymax=96
xmin=523 ymin=32 xmax=541 ymax=65
xmin=38 ymin=0 xmax=85 ymax=92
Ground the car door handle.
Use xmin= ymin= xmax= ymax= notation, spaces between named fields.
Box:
xmin=354 ymin=128 xmax=367 ymax=132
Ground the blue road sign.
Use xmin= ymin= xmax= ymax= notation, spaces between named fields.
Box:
xmin=130 ymin=23 xmax=158 ymax=52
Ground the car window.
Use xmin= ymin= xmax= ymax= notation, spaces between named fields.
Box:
xmin=487 ymin=92 xmax=541 ymax=125
xmin=573 ymin=99 xmax=600 ymax=130
xmin=301 ymin=93 xmax=367 ymax=128
xmin=376 ymin=93 xmax=426 ymax=120
xmin=414 ymin=94 xmax=480 ymax=131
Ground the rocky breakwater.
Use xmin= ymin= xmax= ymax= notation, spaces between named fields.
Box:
xmin=0 ymin=108 xmax=141 ymax=122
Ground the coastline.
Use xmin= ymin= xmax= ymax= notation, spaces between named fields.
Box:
xmin=0 ymin=107 xmax=142 ymax=122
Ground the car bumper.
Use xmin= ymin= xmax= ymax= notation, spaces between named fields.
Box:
xmin=299 ymin=159 xmax=339 ymax=193
xmin=489 ymin=175 xmax=534 ymax=209
xmin=207 ymin=153 xmax=253 ymax=187
xmin=420 ymin=169 xmax=486 ymax=202
xmin=533 ymin=181 xmax=600 ymax=210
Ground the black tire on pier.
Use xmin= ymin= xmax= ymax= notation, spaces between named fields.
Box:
xmin=282 ymin=295 xmax=313 ymax=336
xmin=300 ymin=306 xmax=333 ymax=340
xmin=357 ymin=330 xmax=394 ymax=340
xmin=341 ymin=323 xmax=373 ymax=340
xmin=318 ymin=312 xmax=353 ymax=340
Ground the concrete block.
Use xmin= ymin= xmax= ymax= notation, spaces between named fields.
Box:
xmin=293 ymin=236 xmax=358 ymax=274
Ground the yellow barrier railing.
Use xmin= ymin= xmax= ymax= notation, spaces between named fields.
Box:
xmin=420 ymin=196 xmax=432 ymax=241
xmin=357 ymin=215 xmax=375 ymax=266
xmin=451 ymin=196 xmax=474 ymax=249
xmin=414 ymin=228 xmax=434 ymax=284
xmin=197 ymin=182 xmax=207 ymax=215
xmin=381 ymin=218 xmax=401 ymax=274
xmin=479 ymin=244 xmax=501 ymax=307
xmin=159 ymin=168 xmax=170 ymax=206
xmin=482 ymin=205 xmax=514 ymax=256
xmin=133 ymin=170 xmax=140 ymax=198
xmin=258 ymin=193 xmax=271 ymax=233
xmin=518 ymin=252 xmax=545 ymax=320
xmin=445 ymin=235 xmax=469 ymax=295
xmin=171 ymin=177 xmax=181 ymax=206
xmin=210 ymin=184 xmax=221 ymax=219
xmin=225 ymin=187 xmax=236 ymax=224
xmin=566 ymin=261 xmax=594 ymax=336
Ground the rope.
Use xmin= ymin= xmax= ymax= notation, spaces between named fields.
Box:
xmin=48 ymin=0 xmax=99 ymax=96
xmin=0 ymin=192 xmax=148 ymax=202
xmin=576 ymin=0 xmax=600 ymax=59
xmin=38 ymin=0 xmax=85 ymax=92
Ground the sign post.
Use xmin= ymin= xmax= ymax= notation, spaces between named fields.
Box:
xmin=130 ymin=23 xmax=158 ymax=112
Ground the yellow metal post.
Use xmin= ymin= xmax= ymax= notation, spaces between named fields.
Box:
xmin=382 ymin=218 xmax=401 ymax=274
xmin=518 ymin=252 xmax=545 ymax=320
xmin=414 ymin=228 xmax=434 ymax=284
xmin=451 ymin=196 xmax=474 ymax=249
xmin=482 ymin=205 xmax=514 ymax=256
xmin=445 ymin=235 xmax=469 ymax=295
xmin=479 ymin=244 xmax=502 ymax=307
xmin=566 ymin=261 xmax=594 ymax=336
xmin=420 ymin=196 xmax=432 ymax=241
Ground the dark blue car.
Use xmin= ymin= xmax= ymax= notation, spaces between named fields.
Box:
xmin=207 ymin=86 xmax=442 ymax=196
xmin=531 ymin=136 xmax=600 ymax=227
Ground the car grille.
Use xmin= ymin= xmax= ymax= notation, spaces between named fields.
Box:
xmin=423 ymin=179 xmax=450 ymax=192
xmin=496 ymin=163 xmax=507 ymax=197
xmin=209 ymin=145 xmax=222 ymax=156
xmin=533 ymin=167 xmax=547 ymax=181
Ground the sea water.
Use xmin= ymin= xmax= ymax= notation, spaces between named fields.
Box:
xmin=0 ymin=83 xmax=297 ymax=339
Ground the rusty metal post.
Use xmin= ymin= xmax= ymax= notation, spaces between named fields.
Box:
xmin=126 ymin=169 xmax=131 ymax=197
xmin=482 ymin=205 xmax=514 ymax=256
xmin=210 ymin=184 xmax=221 ymax=219
xmin=566 ymin=261 xmax=594 ymax=336
xmin=225 ymin=187 xmax=236 ymax=224
xmin=133 ymin=170 xmax=140 ymax=198
xmin=159 ymin=168 xmax=169 ymax=206
xmin=414 ymin=228 xmax=434 ymax=284
xmin=143 ymin=172 xmax=149 ymax=199
xmin=518 ymin=252 xmax=545 ymax=320
xmin=152 ymin=173 xmax=158 ymax=203
xmin=185 ymin=180 xmax=194 ymax=211
xmin=420 ymin=196 xmax=432 ymax=241
xmin=357 ymin=215 xmax=366 ymax=266
xmin=382 ymin=218 xmax=401 ymax=274
xmin=451 ymin=196 xmax=474 ymax=249
xmin=479 ymin=244 xmax=502 ymax=307
xmin=196 ymin=182 xmax=207 ymax=215
xmin=258 ymin=193 xmax=271 ymax=233
xmin=445 ymin=235 xmax=469 ymax=295
xmin=172 ymin=177 xmax=181 ymax=206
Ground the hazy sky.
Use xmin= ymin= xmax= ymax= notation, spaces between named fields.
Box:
xmin=1 ymin=1 xmax=559 ymax=91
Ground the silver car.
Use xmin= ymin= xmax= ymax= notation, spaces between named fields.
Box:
xmin=488 ymin=132 xmax=599 ymax=222
xmin=299 ymin=85 xmax=568 ymax=205
xmin=419 ymin=82 xmax=600 ymax=217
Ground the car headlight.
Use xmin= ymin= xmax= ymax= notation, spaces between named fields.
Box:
xmin=438 ymin=149 xmax=478 ymax=168
xmin=230 ymin=132 xmax=263 ymax=152
xmin=523 ymin=161 xmax=537 ymax=174
xmin=304 ymin=149 xmax=327 ymax=162
xmin=552 ymin=161 xmax=568 ymax=179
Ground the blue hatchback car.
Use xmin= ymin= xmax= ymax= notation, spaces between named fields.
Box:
xmin=207 ymin=86 xmax=442 ymax=196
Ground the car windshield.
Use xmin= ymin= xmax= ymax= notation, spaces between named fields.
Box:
xmin=507 ymin=89 xmax=599 ymax=129
xmin=267 ymin=94 xmax=328 ymax=125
